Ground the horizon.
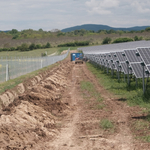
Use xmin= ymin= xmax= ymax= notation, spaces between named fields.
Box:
xmin=1 ymin=24 xmax=150 ymax=32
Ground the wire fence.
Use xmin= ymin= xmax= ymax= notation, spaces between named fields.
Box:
xmin=0 ymin=49 xmax=70 ymax=83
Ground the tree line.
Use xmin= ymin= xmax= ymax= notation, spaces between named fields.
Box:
xmin=0 ymin=27 xmax=150 ymax=40
xmin=102 ymin=36 xmax=144 ymax=45
xmin=0 ymin=42 xmax=51 ymax=52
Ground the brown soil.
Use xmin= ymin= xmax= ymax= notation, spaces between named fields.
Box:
xmin=0 ymin=53 xmax=150 ymax=149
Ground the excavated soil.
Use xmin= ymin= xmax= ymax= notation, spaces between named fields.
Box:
xmin=0 ymin=53 xmax=150 ymax=150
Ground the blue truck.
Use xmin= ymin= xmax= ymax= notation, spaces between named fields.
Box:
xmin=71 ymin=53 xmax=83 ymax=64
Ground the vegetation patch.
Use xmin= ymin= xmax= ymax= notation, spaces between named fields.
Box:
xmin=86 ymin=62 xmax=150 ymax=142
xmin=112 ymin=37 xmax=133 ymax=43
xmin=86 ymin=62 xmax=150 ymax=109
xmin=102 ymin=37 xmax=112 ymax=44
xmin=0 ymin=47 xmax=58 ymax=57
xmin=80 ymin=80 xmax=103 ymax=109
xmin=58 ymin=41 xmax=90 ymax=47
xmin=100 ymin=119 xmax=114 ymax=130
xmin=131 ymin=120 xmax=150 ymax=142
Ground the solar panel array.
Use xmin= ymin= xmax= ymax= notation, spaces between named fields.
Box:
xmin=82 ymin=42 xmax=150 ymax=79
xmin=137 ymin=48 xmax=150 ymax=75
xmin=123 ymin=49 xmax=145 ymax=78
xmin=124 ymin=49 xmax=142 ymax=63
xmin=78 ymin=40 xmax=150 ymax=54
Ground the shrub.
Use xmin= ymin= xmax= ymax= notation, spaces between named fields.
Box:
xmin=45 ymin=42 xmax=51 ymax=48
xmin=100 ymin=119 xmax=114 ymax=130
xmin=12 ymin=34 xmax=19 ymax=39
xmin=58 ymin=41 xmax=90 ymax=47
xmin=134 ymin=36 xmax=143 ymax=41
xmin=16 ymin=46 xmax=21 ymax=50
xmin=36 ymin=44 xmax=41 ymax=49
xmin=20 ymin=43 xmax=29 ymax=51
xmin=145 ymin=27 xmax=150 ymax=32
xmin=2 ymin=48 xmax=9 ymax=51
xmin=112 ymin=37 xmax=133 ymax=43
xmin=41 ymin=53 xmax=47 ymax=57
xmin=10 ymin=47 xmax=16 ymax=51
xmin=134 ymin=36 xmax=139 ymax=41
xmin=29 ymin=43 xmax=36 ymax=50
xmin=102 ymin=37 xmax=112 ymax=44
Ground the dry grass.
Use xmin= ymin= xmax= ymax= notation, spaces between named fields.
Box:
xmin=0 ymin=48 xmax=58 ymax=57
xmin=0 ymin=32 xmax=150 ymax=49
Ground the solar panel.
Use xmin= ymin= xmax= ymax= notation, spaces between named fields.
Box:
xmin=105 ymin=53 xmax=111 ymax=61
xmin=110 ymin=52 xmax=118 ymax=61
xmin=137 ymin=47 xmax=150 ymax=65
xmin=120 ymin=62 xmax=132 ymax=75
xmin=116 ymin=51 xmax=126 ymax=62
xmin=124 ymin=49 xmax=142 ymax=63
xmin=79 ymin=41 xmax=150 ymax=54
xmin=130 ymin=63 xmax=148 ymax=78
xmin=84 ymin=47 xmax=150 ymax=79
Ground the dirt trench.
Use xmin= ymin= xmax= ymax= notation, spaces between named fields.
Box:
xmin=0 ymin=56 xmax=150 ymax=149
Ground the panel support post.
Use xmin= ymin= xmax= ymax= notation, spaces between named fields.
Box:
xmin=126 ymin=61 xmax=130 ymax=86
xmin=141 ymin=62 xmax=145 ymax=94
xmin=107 ymin=63 xmax=108 ymax=74
xmin=124 ymin=74 xmax=125 ymax=82
xmin=145 ymin=74 xmax=149 ymax=91
xmin=136 ymin=78 xmax=138 ymax=88
xmin=142 ymin=65 xmax=145 ymax=94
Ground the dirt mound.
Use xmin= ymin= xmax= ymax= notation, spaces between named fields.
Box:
xmin=0 ymin=101 xmax=57 ymax=149
xmin=0 ymin=60 xmax=74 ymax=149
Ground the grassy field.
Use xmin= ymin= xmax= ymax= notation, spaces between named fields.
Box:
xmin=86 ymin=62 xmax=150 ymax=142
xmin=0 ymin=47 xmax=78 ymax=57
xmin=0 ymin=47 xmax=58 ymax=57
xmin=86 ymin=62 xmax=150 ymax=110
xmin=1 ymin=30 xmax=150 ymax=48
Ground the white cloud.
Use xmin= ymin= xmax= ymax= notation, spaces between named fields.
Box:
xmin=131 ymin=1 xmax=150 ymax=13
xmin=86 ymin=0 xmax=119 ymax=14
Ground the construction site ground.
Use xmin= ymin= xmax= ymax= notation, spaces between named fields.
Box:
xmin=0 ymin=52 xmax=150 ymax=150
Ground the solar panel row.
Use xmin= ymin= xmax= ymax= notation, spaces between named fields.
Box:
xmin=84 ymin=47 xmax=150 ymax=79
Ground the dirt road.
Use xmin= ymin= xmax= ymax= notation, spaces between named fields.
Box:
xmin=0 ymin=55 xmax=150 ymax=149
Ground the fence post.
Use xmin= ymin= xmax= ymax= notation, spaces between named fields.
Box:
xmin=41 ymin=59 xmax=43 ymax=69
xmin=6 ymin=64 xmax=9 ymax=81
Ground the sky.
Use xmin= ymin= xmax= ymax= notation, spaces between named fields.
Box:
xmin=0 ymin=0 xmax=150 ymax=31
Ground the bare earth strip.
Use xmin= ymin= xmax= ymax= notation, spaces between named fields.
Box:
xmin=0 ymin=54 xmax=150 ymax=149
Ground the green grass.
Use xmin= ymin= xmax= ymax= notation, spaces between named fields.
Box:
xmin=100 ymin=119 xmax=114 ymax=130
xmin=0 ymin=47 xmax=58 ymax=57
xmin=80 ymin=81 xmax=103 ymax=102
xmin=96 ymin=104 xmax=105 ymax=109
xmin=80 ymin=80 xmax=103 ymax=109
xmin=80 ymin=81 xmax=94 ymax=91
xmin=86 ymin=62 xmax=150 ymax=142
xmin=133 ymin=120 xmax=150 ymax=131
xmin=136 ymin=136 xmax=150 ymax=143
xmin=86 ymin=63 xmax=150 ymax=110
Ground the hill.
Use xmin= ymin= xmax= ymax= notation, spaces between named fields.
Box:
xmin=0 ymin=30 xmax=10 ymax=33
xmin=61 ymin=24 xmax=150 ymax=32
